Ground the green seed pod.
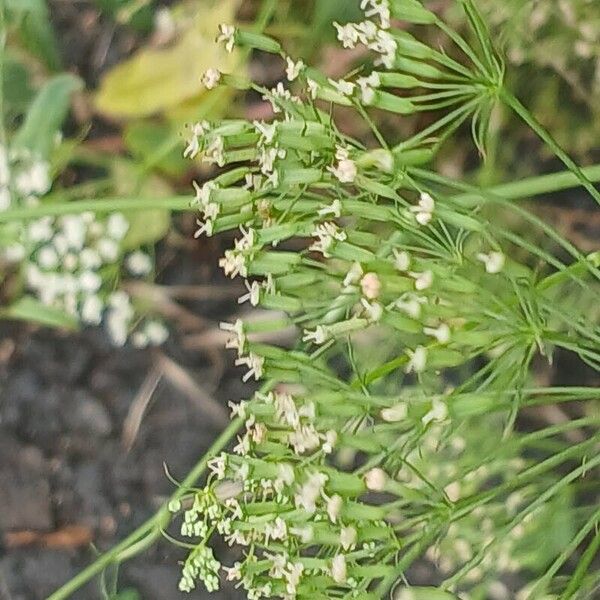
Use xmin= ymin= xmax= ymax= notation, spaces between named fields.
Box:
xmin=260 ymin=293 xmax=303 ymax=312
xmin=342 ymin=200 xmax=394 ymax=222
xmin=436 ymin=207 xmax=484 ymax=231
xmin=277 ymin=272 xmax=321 ymax=290
xmin=236 ymin=30 xmax=282 ymax=54
xmin=381 ymin=311 xmax=422 ymax=334
xmin=367 ymin=90 xmax=416 ymax=115
xmin=280 ymin=168 xmax=323 ymax=186
xmin=213 ymin=166 xmax=251 ymax=187
xmin=395 ymin=57 xmax=444 ymax=80
xmin=377 ymin=72 xmax=422 ymax=89
xmin=212 ymin=213 xmax=252 ymax=233
xmin=342 ymin=501 xmax=387 ymax=521
xmin=355 ymin=175 xmax=402 ymax=201
xmin=393 ymin=31 xmax=436 ymax=60
xmin=212 ymin=188 xmax=252 ymax=208
xmin=332 ymin=241 xmax=376 ymax=262
xmin=249 ymin=251 xmax=302 ymax=275
xmin=393 ymin=147 xmax=434 ymax=166
xmin=221 ymin=72 xmax=252 ymax=90
xmin=324 ymin=469 xmax=366 ymax=496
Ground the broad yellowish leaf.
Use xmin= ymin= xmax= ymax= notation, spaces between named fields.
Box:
xmin=95 ymin=0 xmax=240 ymax=118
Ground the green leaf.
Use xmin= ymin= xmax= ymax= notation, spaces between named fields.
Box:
xmin=123 ymin=122 xmax=189 ymax=177
xmin=13 ymin=74 xmax=83 ymax=160
xmin=1 ymin=296 xmax=79 ymax=330
xmin=95 ymin=0 xmax=239 ymax=118
xmin=6 ymin=0 xmax=61 ymax=70
xmin=1 ymin=53 xmax=35 ymax=124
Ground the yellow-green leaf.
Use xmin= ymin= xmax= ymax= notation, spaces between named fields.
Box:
xmin=95 ymin=0 xmax=240 ymax=118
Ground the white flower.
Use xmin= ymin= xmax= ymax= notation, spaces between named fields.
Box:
xmin=97 ymin=238 xmax=119 ymax=262
xmin=360 ymin=272 xmax=381 ymax=299
xmin=80 ymin=248 xmax=101 ymax=269
xmin=302 ymin=325 xmax=328 ymax=345
xmin=238 ymin=280 xmax=260 ymax=306
xmin=361 ymin=0 xmax=391 ymax=29
xmin=410 ymin=192 xmax=435 ymax=226
xmin=228 ymin=400 xmax=247 ymax=419
xmin=365 ymin=467 xmax=387 ymax=491
xmin=422 ymin=397 xmax=448 ymax=425
xmin=285 ymin=57 xmax=305 ymax=81
xmin=343 ymin=262 xmax=364 ymax=287
xmin=309 ymin=221 xmax=347 ymax=257
xmin=284 ymin=562 xmax=304 ymax=595
xmin=81 ymin=295 xmax=103 ymax=325
xmin=328 ymin=78 xmax=355 ymax=96
xmin=322 ymin=429 xmax=337 ymax=454
xmin=208 ymin=454 xmax=227 ymax=480
xmin=79 ymin=270 xmax=102 ymax=293
xmin=220 ymin=319 xmax=246 ymax=354
xmin=0 ymin=187 xmax=10 ymax=210
xmin=294 ymin=471 xmax=328 ymax=513
xmin=264 ymin=517 xmax=287 ymax=543
xmin=202 ymin=68 xmax=221 ymax=89
xmin=328 ymin=146 xmax=357 ymax=183
xmin=60 ymin=215 xmax=87 ymax=250
xmin=405 ymin=345 xmax=427 ymax=374
xmin=184 ymin=121 xmax=210 ymax=159
xmin=306 ymin=78 xmax=320 ymax=99
xmin=262 ymin=82 xmax=299 ymax=114
xmin=327 ymin=494 xmax=343 ymax=523
xmin=381 ymin=402 xmax=407 ymax=422
xmin=340 ymin=526 xmax=357 ymax=551
xmin=203 ymin=135 xmax=225 ymax=166
xmin=318 ymin=198 xmax=342 ymax=218
xmin=37 ymin=246 xmax=59 ymax=269
xmin=216 ymin=24 xmax=236 ymax=53
xmin=423 ymin=323 xmax=451 ymax=344
xmin=477 ymin=251 xmax=505 ymax=274
xmin=288 ymin=424 xmax=321 ymax=454
xmin=392 ymin=249 xmax=410 ymax=271
xmin=223 ymin=562 xmax=243 ymax=581
xmin=331 ymin=554 xmax=347 ymax=584
xmin=3 ymin=243 xmax=25 ymax=262
xmin=258 ymin=145 xmax=286 ymax=175
xmin=126 ymin=250 xmax=153 ymax=276
xmin=357 ymin=72 xmax=381 ymax=104
xmin=277 ymin=463 xmax=295 ymax=486
xmin=361 ymin=298 xmax=383 ymax=322
xmin=106 ymin=213 xmax=129 ymax=240
xmin=235 ymin=353 xmax=265 ymax=382
xmin=369 ymin=29 xmax=397 ymax=69
xmin=410 ymin=270 xmax=433 ymax=291
xmin=254 ymin=120 xmax=278 ymax=145
xmin=145 ymin=320 xmax=168 ymax=345
xmin=395 ymin=293 xmax=426 ymax=319
xmin=333 ymin=22 xmax=360 ymax=48
xmin=28 ymin=217 xmax=53 ymax=243
xmin=219 ymin=249 xmax=248 ymax=278
xmin=14 ymin=161 xmax=51 ymax=197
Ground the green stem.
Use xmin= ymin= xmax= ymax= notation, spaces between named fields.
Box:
xmin=47 ymin=418 xmax=242 ymax=600
xmin=560 ymin=520 xmax=600 ymax=600
xmin=500 ymin=88 xmax=600 ymax=206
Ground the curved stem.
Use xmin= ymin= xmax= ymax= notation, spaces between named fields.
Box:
xmin=47 ymin=418 xmax=242 ymax=600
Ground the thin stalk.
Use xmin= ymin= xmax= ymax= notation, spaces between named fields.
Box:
xmin=47 ymin=418 xmax=242 ymax=600
xmin=500 ymin=88 xmax=600 ymax=206
xmin=560 ymin=522 xmax=600 ymax=599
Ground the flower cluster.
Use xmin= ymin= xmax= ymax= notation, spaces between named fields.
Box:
xmin=174 ymin=1 xmax=600 ymax=598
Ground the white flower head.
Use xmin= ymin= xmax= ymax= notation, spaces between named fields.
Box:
xmin=235 ymin=353 xmax=265 ymax=382
xmin=327 ymin=494 xmax=343 ymax=523
xmin=410 ymin=270 xmax=433 ymax=291
xmin=330 ymin=554 xmax=347 ymax=584
xmin=309 ymin=221 xmax=347 ymax=257
xmin=340 ymin=526 xmax=357 ymax=551
xmin=365 ymin=467 xmax=387 ymax=491
xmin=329 ymin=78 xmax=355 ymax=97
xmin=126 ymin=250 xmax=153 ymax=276
xmin=381 ymin=402 xmax=407 ymax=422
xmin=423 ymin=323 xmax=451 ymax=344
xmin=343 ymin=262 xmax=364 ymax=287
xmin=238 ymin=280 xmax=261 ymax=306
xmin=422 ymin=397 xmax=448 ymax=425
xmin=357 ymin=72 xmax=381 ymax=104
xmin=217 ymin=24 xmax=236 ymax=53
xmin=303 ymin=325 xmax=328 ymax=345
xmin=477 ymin=251 xmax=505 ymax=274
xmin=361 ymin=298 xmax=383 ymax=322
xmin=106 ymin=213 xmax=129 ymax=240
xmin=360 ymin=272 xmax=381 ymax=300
xmin=294 ymin=471 xmax=328 ymax=513
xmin=318 ymin=198 xmax=342 ymax=219
xmin=333 ymin=22 xmax=360 ymax=48
xmin=202 ymin=68 xmax=222 ymax=89
xmin=254 ymin=120 xmax=278 ymax=145
xmin=306 ymin=78 xmax=320 ymax=99
xmin=328 ymin=146 xmax=358 ymax=183
xmin=392 ymin=249 xmax=410 ymax=271
xmin=405 ymin=345 xmax=427 ymax=374
xmin=410 ymin=192 xmax=435 ymax=226
xmin=285 ymin=57 xmax=305 ymax=81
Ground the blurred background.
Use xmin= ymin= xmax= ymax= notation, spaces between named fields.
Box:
xmin=0 ymin=0 xmax=599 ymax=598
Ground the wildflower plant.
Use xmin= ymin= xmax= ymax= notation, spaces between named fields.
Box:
xmin=45 ymin=0 xmax=600 ymax=599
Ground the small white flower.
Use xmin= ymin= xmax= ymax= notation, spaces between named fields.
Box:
xmin=254 ymin=120 xmax=278 ymax=145
xmin=360 ymin=272 xmax=381 ymax=300
xmin=208 ymin=453 xmax=227 ymax=480
xmin=410 ymin=192 xmax=435 ymax=226
xmin=423 ymin=323 xmax=451 ymax=344
xmin=365 ymin=467 xmax=387 ymax=491
xmin=106 ymin=213 xmax=129 ymax=240
xmin=202 ymin=68 xmax=221 ymax=89
xmin=223 ymin=562 xmax=243 ymax=582
xmin=306 ymin=78 xmax=320 ymax=99
xmin=309 ymin=221 xmax=347 ymax=257
xmin=327 ymin=494 xmax=343 ymax=523
xmin=264 ymin=517 xmax=287 ymax=543
xmin=405 ymin=345 xmax=427 ymax=374
xmin=285 ymin=57 xmax=305 ymax=81
xmin=361 ymin=0 xmax=391 ymax=29
xmin=79 ymin=248 xmax=101 ymax=269
xmin=81 ymin=295 xmax=104 ymax=325
xmin=302 ymin=325 xmax=328 ymax=345
xmin=220 ymin=319 xmax=246 ymax=354
xmin=216 ymin=24 xmax=236 ymax=53
xmin=422 ymin=397 xmax=448 ymax=425
xmin=410 ymin=270 xmax=433 ymax=291
xmin=28 ymin=217 xmax=53 ymax=243
xmin=381 ymin=402 xmax=407 ymax=422
xmin=126 ymin=250 xmax=153 ymax=276
xmin=357 ymin=71 xmax=381 ymax=104
xmin=184 ymin=121 xmax=210 ymax=159
xmin=333 ymin=22 xmax=360 ymax=48
xmin=97 ymin=238 xmax=119 ymax=262
xmin=395 ymin=293 xmax=426 ymax=319
xmin=327 ymin=146 xmax=357 ymax=183
xmin=331 ymin=554 xmax=347 ymax=584
xmin=79 ymin=270 xmax=102 ymax=293
xmin=15 ymin=161 xmax=51 ymax=197
xmin=37 ymin=246 xmax=59 ymax=269
xmin=322 ymin=429 xmax=337 ymax=454
xmin=235 ymin=353 xmax=265 ymax=382
xmin=340 ymin=526 xmax=357 ymax=551
xmin=477 ymin=251 xmax=505 ymax=274
xmin=328 ymin=78 xmax=355 ymax=96
xmin=294 ymin=471 xmax=328 ymax=513
xmin=392 ymin=249 xmax=410 ymax=271
xmin=60 ymin=215 xmax=87 ymax=250
xmin=238 ymin=280 xmax=260 ymax=306
xmin=361 ymin=298 xmax=383 ymax=322
xmin=318 ymin=198 xmax=342 ymax=218
xmin=0 ymin=187 xmax=11 ymax=210
xmin=145 ymin=320 xmax=168 ymax=345
xmin=343 ymin=262 xmax=364 ymax=287
xmin=203 ymin=135 xmax=225 ymax=166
